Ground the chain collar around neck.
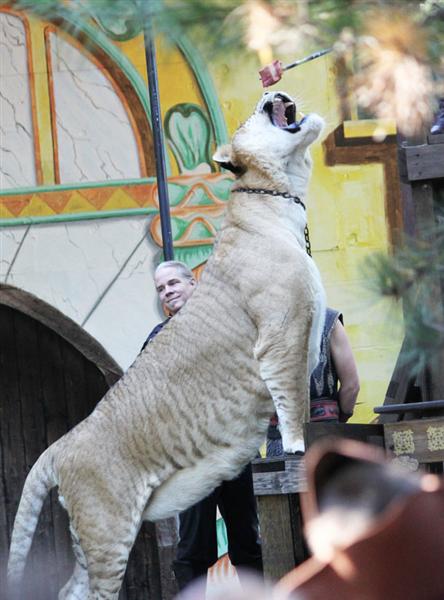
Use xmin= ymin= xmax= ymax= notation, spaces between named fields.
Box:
xmin=232 ymin=186 xmax=312 ymax=257
xmin=233 ymin=187 xmax=306 ymax=211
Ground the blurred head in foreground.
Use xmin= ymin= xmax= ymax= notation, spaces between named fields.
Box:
xmin=277 ymin=439 xmax=444 ymax=600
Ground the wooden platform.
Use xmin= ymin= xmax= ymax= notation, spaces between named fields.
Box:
xmin=399 ymin=139 xmax=444 ymax=181
xmin=252 ymin=423 xmax=385 ymax=580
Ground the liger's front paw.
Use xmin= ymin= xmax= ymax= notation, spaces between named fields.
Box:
xmin=283 ymin=439 xmax=305 ymax=455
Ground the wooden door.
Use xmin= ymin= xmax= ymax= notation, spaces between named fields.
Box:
xmin=0 ymin=305 xmax=164 ymax=599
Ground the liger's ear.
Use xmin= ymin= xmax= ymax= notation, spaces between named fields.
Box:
xmin=212 ymin=145 xmax=244 ymax=174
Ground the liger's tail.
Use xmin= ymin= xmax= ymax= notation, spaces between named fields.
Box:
xmin=7 ymin=446 xmax=57 ymax=592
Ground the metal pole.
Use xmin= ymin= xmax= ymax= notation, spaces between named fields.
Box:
xmin=283 ymin=48 xmax=332 ymax=72
xmin=144 ymin=12 xmax=174 ymax=261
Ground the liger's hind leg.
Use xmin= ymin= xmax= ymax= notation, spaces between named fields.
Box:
xmin=85 ymin=536 xmax=136 ymax=600
xmin=59 ymin=525 xmax=89 ymax=600
xmin=79 ymin=492 xmax=152 ymax=600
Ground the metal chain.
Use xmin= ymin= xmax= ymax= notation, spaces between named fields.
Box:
xmin=233 ymin=187 xmax=306 ymax=211
xmin=232 ymin=186 xmax=312 ymax=256
xmin=304 ymin=225 xmax=312 ymax=257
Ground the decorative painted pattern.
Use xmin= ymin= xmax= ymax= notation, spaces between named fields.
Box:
xmin=391 ymin=429 xmax=415 ymax=456
xmin=154 ymin=102 xmax=233 ymax=266
xmin=0 ymin=174 xmax=231 ymax=217
xmin=385 ymin=419 xmax=444 ymax=464
xmin=165 ymin=103 xmax=215 ymax=175
xmin=149 ymin=173 xmax=233 ymax=266
xmin=150 ymin=175 xmax=232 ymax=240
xmin=427 ymin=425 xmax=444 ymax=452
xmin=0 ymin=181 xmax=152 ymax=219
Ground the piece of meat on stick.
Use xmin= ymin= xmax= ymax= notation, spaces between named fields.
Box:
xmin=259 ymin=59 xmax=284 ymax=87
xmin=259 ymin=48 xmax=332 ymax=88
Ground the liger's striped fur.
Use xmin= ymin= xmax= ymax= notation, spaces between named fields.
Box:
xmin=7 ymin=91 xmax=326 ymax=599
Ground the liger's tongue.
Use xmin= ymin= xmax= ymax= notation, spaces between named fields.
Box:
xmin=272 ymin=99 xmax=287 ymax=127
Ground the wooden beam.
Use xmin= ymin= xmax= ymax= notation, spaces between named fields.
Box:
xmin=384 ymin=417 xmax=444 ymax=463
xmin=428 ymin=133 xmax=444 ymax=145
xmin=400 ymin=144 xmax=444 ymax=181
xmin=252 ymin=456 xmax=306 ymax=495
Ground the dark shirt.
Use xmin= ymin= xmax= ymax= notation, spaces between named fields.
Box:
xmin=141 ymin=317 xmax=171 ymax=352
xmin=310 ymin=308 xmax=342 ymax=401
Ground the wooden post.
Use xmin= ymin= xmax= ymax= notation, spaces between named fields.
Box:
xmin=252 ymin=456 xmax=307 ymax=581
xmin=155 ymin=517 xmax=179 ymax=600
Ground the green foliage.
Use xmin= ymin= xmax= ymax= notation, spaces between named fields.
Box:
xmin=421 ymin=0 xmax=444 ymax=66
xmin=6 ymin=0 xmax=443 ymax=66
xmin=308 ymin=0 xmax=365 ymax=42
xmin=364 ymin=221 xmax=444 ymax=374
xmin=157 ymin=0 xmax=243 ymax=53
xmin=7 ymin=0 xmax=245 ymax=53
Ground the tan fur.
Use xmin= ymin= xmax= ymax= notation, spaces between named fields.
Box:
xmin=7 ymin=91 xmax=325 ymax=599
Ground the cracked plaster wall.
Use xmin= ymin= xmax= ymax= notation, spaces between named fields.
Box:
xmin=1 ymin=217 xmax=164 ymax=370
xmin=0 ymin=13 xmax=37 ymax=189
xmin=49 ymin=33 xmax=141 ymax=183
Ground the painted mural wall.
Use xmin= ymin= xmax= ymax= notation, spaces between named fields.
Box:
xmin=0 ymin=4 xmax=403 ymax=423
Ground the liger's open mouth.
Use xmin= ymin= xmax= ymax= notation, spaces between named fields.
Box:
xmin=263 ymin=93 xmax=304 ymax=133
